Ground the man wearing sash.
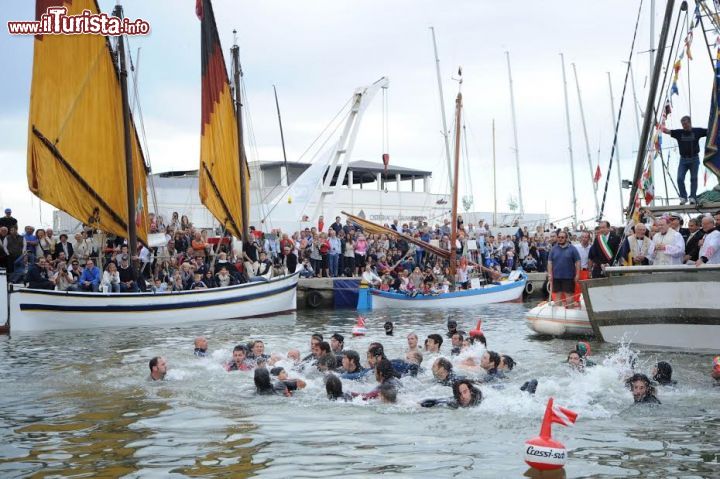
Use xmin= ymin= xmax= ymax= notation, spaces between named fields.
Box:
xmin=650 ymin=218 xmax=685 ymax=265
xmin=588 ymin=221 xmax=621 ymax=278
xmin=618 ymin=223 xmax=654 ymax=266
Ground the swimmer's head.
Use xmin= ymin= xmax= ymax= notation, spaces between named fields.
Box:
xmin=378 ymin=382 xmax=398 ymax=403
xmin=232 ymin=345 xmax=248 ymax=364
xmin=575 ymin=341 xmax=591 ymax=358
xmin=626 ymin=373 xmax=655 ymax=402
xmin=342 ymin=350 xmax=361 ymax=373
xmin=453 ymin=379 xmax=482 ymax=407
xmin=325 ymin=373 xmax=344 ymax=400
xmin=254 ymin=367 xmax=273 ymax=393
xmin=375 ymin=358 xmax=400 ymax=382
xmin=500 ymin=354 xmax=515 ymax=371
xmin=287 ymin=349 xmax=301 ymax=363
xmin=384 ymin=321 xmax=394 ymax=336
xmin=405 ymin=350 xmax=423 ymax=365
xmin=567 ymin=350 xmax=582 ymax=369
xmin=652 ymin=361 xmax=673 ymax=383
xmin=270 ymin=367 xmax=287 ymax=381
xmin=432 ymin=357 xmax=452 ymax=380
xmin=194 ymin=336 xmax=208 ymax=350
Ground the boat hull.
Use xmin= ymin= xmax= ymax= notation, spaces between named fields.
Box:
xmin=5 ymin=272 xmax=299 ymax=332
xmin=525 ymin=301 xmax=593 ymax=336
xmin=582 ymin=266 xmax=720 ymax=350
xmin=369 ymin=277 xmax=526 ymax=309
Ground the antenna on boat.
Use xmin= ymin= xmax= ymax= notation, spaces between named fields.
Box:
xmin=560 ymin=53 xmax=578 ymax=228
xmin=505 ymin=51 xmax=524 ymax=217
xmin=273 ymin=85 xmax=290 ymax=185
xmin=492 ymin=118 xmax=498 ymax=227
xmin=429 ymin=27 xmax=453 ymax=191
xmin=571 ymin=63 xmax=601 ymax=220
xmin=607 ymin=72 xmax=625 ymax=221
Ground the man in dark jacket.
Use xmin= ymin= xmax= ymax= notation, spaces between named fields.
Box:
xmin=282 ymin=245 xmax=298 ymax=274
xmin=0 ymin=208 xmax=17 ymax=230
xmin=54 ymin=233 xmax=74 ymax=261
xmin=26 ymin=257 xmax=55 ymax=290
xmin=6 ymin=225 xmax=24 ymax=275
xmin=588 ymin=221 xmax=621 ymax=278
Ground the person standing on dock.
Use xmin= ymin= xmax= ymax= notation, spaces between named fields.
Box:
xmin=661 ymin=116 xmax=707 ymax=205
xmin=588 ymin=221 xmax=621 ymax=278
xmin=548 ymin=231 xmax=580 ymax=307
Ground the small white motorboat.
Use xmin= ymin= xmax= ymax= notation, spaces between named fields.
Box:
xmin=525 ymin=299 xmax=593 ymax=337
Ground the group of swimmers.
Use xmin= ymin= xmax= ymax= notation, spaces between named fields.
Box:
xmin=147 ymin=320 xmax=719 ymax=408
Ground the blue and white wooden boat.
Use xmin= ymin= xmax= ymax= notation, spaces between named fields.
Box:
xmin=1 ymin=269 xmax=298 ymax=333
xmin=362 ymin=273 xmax=527 ymax=310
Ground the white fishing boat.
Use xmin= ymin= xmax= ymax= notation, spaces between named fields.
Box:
xmin=581 ymin=0 xmax=720 ymax=351
xmin=5 ymin=0 xmax=298 ymax=334
xmin=583 ymin=265 xmax=720 ymax=350
xmin=525 ymin=300 xmax=593 ymax=337
xmin=368 ymin=274 xmax=527 ymax=310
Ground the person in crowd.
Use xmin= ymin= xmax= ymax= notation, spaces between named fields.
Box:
xmin=588 ymin=221 xmax=621 ymax=278
xmin=684 ymin=218 xmax=704 ymax=263
xmin=652 ymin=361 xmax=677 ymax=386
xmin=79 ymin=259 xmax=101 ymax=292
xmin=26 ymin=256 xmax=55 ymax=290
xmin=148 ymin=356 xmax=167 ymax=381
xmin=697 ymin=216 xmax=720 ymax=265
xmin=54 ymin=261 xmax=78 ymax=292
xmin=618 ymin=223 xmax=654 ymax=266
xmin=567 ymin=350 xmax=584 ymax=372
xmin=101 ymin=261 xmax=121 ymax=293
xmin=249 ymin=340 xmax=271 ymax=362
xmin=548 ymin=230 xmax=580 ymax=307
xmin=361 ymin=264 xmax=381 ymax=287
xmin=499 ymin=354 xmax=515 ymax=372
xmin=476 ymin=351 xmax=505 ymax=382
xmin=661 ymin=115 xmax=707 ymax=204
xmin=194 ymin=337 xmax=208 ymax=357
xmin=626 ymin=373 xmax=661 ymax=405
xmin=54 ymin=233 xmax=74 ymax=260
xmin=446 ymin=320 xmax=466 ymax=338
xmin=651 ymin=217 xmax=685 ymax=265
xmin=330 ymin=333 xmax=345 ymax=361
xmin=450 ymin=332 xmax=463 ymax=356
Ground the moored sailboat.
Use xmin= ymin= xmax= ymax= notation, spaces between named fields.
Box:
xmin=2 ymin=0 xmax=297 ymax=333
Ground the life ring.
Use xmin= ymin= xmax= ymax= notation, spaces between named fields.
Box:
xmin=543 ymin=279 xmax=551 ymax=298
xmin=524 ymin=281 xmax=535 ymax=295
xmin=305 ymin=290 xmax=324 ymax=308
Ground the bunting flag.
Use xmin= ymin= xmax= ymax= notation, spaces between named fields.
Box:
xmin=197 ymin=0 xmax=248 ymax=239
xmin=685 ymin=30 xmax=694 ymax=61
xmin=593 ymin=164 xmax=602 ymax=184
xmin=642 ymin=157 xmax=655 ymax=205
xmin=703 ymin=49 xmax=720 ymax=184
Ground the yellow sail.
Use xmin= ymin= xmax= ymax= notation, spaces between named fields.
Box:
xmin=27 ymin=0 xmax=149 ymax=243
xmin=198 ymin=0 xmax=249 ymax=239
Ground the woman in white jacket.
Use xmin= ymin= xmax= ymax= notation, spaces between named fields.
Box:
xmin=101 ymin=262 xmax=121 ymax=293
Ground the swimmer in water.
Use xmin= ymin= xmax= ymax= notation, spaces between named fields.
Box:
xmin=432 ymin=357 xmax=464 ymax=386
xmin=254 ymin=367 xmax=290 ymax=396
xmin=270 ymin=367 xmax=307 ymax=391
xmin=300 ymin=333 xmax=324 ymax=364
xmin=713 ymin=356 xmax=720 ymax=384
xmin=499 ymin=354 xmax=515 ymax=372
xmin=325 ymin=373 xmax=353 ymax=401
xmin=340 ymin=350 xmax=367 ymax=380
xmin=476 ymin=351 xmax=506 ymax=382
xmin=378 ymin=382 xmax=398 ymax=403
xmin=420 ymin=379 xmax=482 ymax=408
xmin=249 ymin=340 xmax=271 ymax=362
xmin=384 ymin=321 xmax=394 ymax=336
xmin=626 ymin=373 xmax=661 ymax=405
xmin=330 ymin=333 xmax=345 ymax=359
xmin=226 ymin=345 xmax=253 ymax=371
xmin=450 ymin=332 xmax=463 ymax=356
xmin=316 ymin=353 xmax=338 ymax=372
xmin=446 ymin=319 xmax=466 ymax=338
xmin=360 ymin=358 xmax=402 ymax=400
xmin=567 ymin=350 xmax=584 ymax=371
xmin=407 ymin=332 xmax=420 ymax=353
xmin=403 ymin=350 xmax=423 ymax=377
xmin=193 ymin=337 xmax=208 ymax=357
xmin=652 ymin=361 xmax=677 ymax=386
xmin=148 ymin=356 xmax=167 ymax=381
xmin=426 ymin=334 xmax=443 ymax=353
xmin=575 ymin=341 xmax=596 ymax=367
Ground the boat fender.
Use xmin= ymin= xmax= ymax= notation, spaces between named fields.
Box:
xmin=543 ymin=280 xmax=551 ymax=296
xmin=524 ymin=282 xmax=534 ymax=295
xmin=305 ymin=290 xmax=323 ymax=308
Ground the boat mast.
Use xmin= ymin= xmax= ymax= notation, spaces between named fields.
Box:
xmin=449 ymin=92 xmax=463 ymax=288
xmin=492 ymin=118 xmax=497 ymax=227
xmin=114 ymin=5 xmax=137 ymax=259
xmin=231 ymin=32 xmax=250 ymax=240
xmin=607 ymin=72 xmax=625 ymax=221
xmin=560 ymin=53 xmax=578 ymax=227
xmin=430 ymin=27 xmax=454 ymax=191
xmin=571 ymin=63 xmax=600 ymax=219
xmin=628 ymin=0 xmax=675 ymax=219
xmin=505 ymin=52 xmax=524 ymax=217
xmin=273 ymin=84 xmax=290 ymax=186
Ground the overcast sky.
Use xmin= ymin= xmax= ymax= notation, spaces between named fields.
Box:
xmin=1 ymin=0 xmax=717 ymax=230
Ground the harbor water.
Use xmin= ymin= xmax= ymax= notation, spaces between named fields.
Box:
xmin=1 ymin=303 xmax=719 ymax=478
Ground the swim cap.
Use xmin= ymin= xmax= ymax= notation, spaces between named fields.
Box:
xmin=576 ymin=341 xmax=591 ymax=358
xmin=713 ymin=356 xmax=720 ymax=371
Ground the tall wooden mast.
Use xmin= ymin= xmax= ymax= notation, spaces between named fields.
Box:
xmin=449 ymin=92 xmax=462 ymax=287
